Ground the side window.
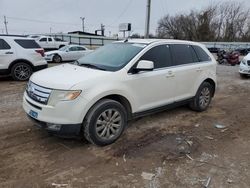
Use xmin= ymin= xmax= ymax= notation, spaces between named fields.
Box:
xmin=0 ymin=39 xmax=11 ymax=50
xmin=170 ymin=44 xmax=198 ymax=66
xmin=140 ymin=45 xmax=172 ymax=69
xmin=48 ymin=38 xmax=52 ymax=42
xmin=39 ymin=38 xmax=47 ymax=42
xmin=14 ymin=39 xmax=40 ymax=49
xmin=77 ymin=47 xmax=86 ymax=51
xmin=69 ymin=47 xmax=78 ymax=51
xmin=192 ymin=45 xmax=211 ymax=62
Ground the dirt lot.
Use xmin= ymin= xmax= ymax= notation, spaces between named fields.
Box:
xmin=0 ymin=65 xmax=250 ymax=188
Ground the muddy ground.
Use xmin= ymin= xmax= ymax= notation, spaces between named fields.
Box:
xmin=0 ymin=64 xmax=250 ymax=188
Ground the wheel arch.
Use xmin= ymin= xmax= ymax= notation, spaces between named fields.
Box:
xmin=85 ymin=94 xmax=133 ymax=121
xmin=201 ymin=78 xmax=216 ymax=97
xmin=8 ymin=59 xmax=34 ymax=72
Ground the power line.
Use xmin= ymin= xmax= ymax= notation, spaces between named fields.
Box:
xmin=110 ymin=0 xmax=133 ymax=25
xmin=6 ymin=16 xmax=79 ymax=26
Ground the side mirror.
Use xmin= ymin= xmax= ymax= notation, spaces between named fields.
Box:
xmin=134 ymin=60 xmax=154 ymax=72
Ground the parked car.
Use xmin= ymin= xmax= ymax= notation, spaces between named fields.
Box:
xmin=36 ymin=36 xmax=69 ymax=50
xmin=235 ymin=48 xmax=250 ymax=56
xmin=239 ymin=53 xmax=250 ymax=78
xmin=44 ymin=45 xmax=93 ymax=63
xmin=0 ymin=35 xmax=47 ymax=81
xmin=207 ymin=47 xmax=220 ymax=53
xmin=23 ymin=39 xmax=217 ymax=146
xmin=217 ymin=50 xmax=240 ymax=66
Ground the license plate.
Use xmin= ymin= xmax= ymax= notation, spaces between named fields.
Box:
xmin=29 ymin=110 xmax=38 ymax=119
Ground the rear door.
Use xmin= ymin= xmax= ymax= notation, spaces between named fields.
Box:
xmin=0 ymin=38 xmax=15 ymax=70
xmin=169 ymin=44 xmax=201 ymax=101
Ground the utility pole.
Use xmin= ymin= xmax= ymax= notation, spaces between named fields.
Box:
xmin=4 ymin=16 xmax=8 ymax=35
xmin=80 ymin=17 xmax=85 ymax=32
xmin=101 ymin=24 xmax=105 ymax=36
xmin=145 ymin=0 xmax=151 ymax=38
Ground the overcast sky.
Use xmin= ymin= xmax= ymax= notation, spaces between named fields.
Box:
xmin=0 ymin=0 xmax=249 ymax=37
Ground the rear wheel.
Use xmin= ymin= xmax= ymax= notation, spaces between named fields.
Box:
xmin=53 ymin=54 xmax=62 ymax=63
xmin=11 ymin=62 xmax=33 ymax=81
xmin=83 ymin=99 xmax=127 ymax=146
xmin=189 ymin=82 xmax=213 ymax=112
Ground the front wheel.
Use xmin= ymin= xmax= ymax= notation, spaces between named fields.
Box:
xmin=189 ymin=82 xmax=213 ymax=112
xmin=83 ymin=99 xmax=127 ymax=146
xmin=53 ymin=54 xmax=62 ymax=63
xmin=11 ymin=62 xmax=33 ymax=81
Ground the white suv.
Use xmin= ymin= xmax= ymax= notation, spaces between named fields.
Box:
xmin=23 ymin=39 xmax=216 ymax=146
xmin=0 ymin=35 xmax=47 ymax=81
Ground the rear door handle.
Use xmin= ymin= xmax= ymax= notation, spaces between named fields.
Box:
xmin=166 ymin=70 xmax=175 ymax=78
xmin=5 ymin=51 xmax=13 ymax=54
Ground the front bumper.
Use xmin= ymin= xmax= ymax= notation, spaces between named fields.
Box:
xmin=23 ymin=91 xmax=89 ymax=137
xmin=239 ymin=64 xmax=250 ymax=75
xmin=44 ymin=55 xmax=53 ymax=62
xmin=28 ymin=115 xmax=82 ymax=137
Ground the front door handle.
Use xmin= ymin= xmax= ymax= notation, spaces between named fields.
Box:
xmin=196 ymin=67 xmax=202 ymax=72
xmin=5 ymin=51 xmax=13 ymax=54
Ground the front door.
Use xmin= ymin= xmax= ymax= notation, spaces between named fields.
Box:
xmin=126 ymin=44 xmax=176 ymax=113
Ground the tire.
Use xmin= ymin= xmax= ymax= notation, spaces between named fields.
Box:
xmin=11 ymin=62 xmax=33 ymax=81
xmin=59 ymin=45 xmax=65 ymax=49
xmin=53 ymin=54 xmax=62 ymax=63
xmin=189 ymin=82 xmax=213 ymax=112
xmin=83 ymin=99 xmax=127 ymax=146
xmin=240 ymin=73 xmax=248 ymax=78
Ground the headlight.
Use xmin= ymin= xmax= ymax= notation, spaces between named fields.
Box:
xmin=46 ymin=54 xmax=54 ymax=57
xmin=48 ymin=90 xmax=82 ymax=105
xmin=241 ymin=59 xmax=247 ymax=65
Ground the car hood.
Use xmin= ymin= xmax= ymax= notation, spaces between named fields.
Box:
xmin=243 ymin=53 xmax=250 ymax=60
xmin=45 ymin=50 xmax=62 ymax=56
xmin=30 ymin=63 xmax=110 ymax=90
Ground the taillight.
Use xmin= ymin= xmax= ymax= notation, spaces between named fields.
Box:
xmin=35 ymin=49 xmax=45 ymax=57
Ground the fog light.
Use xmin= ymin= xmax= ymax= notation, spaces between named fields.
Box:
xmin=47 ymin=123 xmax=62 ymax=131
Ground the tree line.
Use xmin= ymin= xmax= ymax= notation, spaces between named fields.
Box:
xmin=156 ymin=2 xmax=250 ymax=42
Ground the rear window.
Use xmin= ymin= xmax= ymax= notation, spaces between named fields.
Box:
xmin=14 ymin=39 xmax=41 ymax=49
xmin=171 ymin=44 xmax=198 ymax=66
xmin=55 ymin=38 xmax=63 ymax=41
xmin=192 ymin=45 xmax=211 ymax=62
xmin=0 ymin=39 xmax=11 ymax=50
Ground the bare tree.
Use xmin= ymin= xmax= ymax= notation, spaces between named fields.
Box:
xmin=156 ymin=2 xmax=250 ymax=42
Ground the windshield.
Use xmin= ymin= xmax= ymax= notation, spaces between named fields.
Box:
xmin=77 ymin=43 xmax=146 ymax=71
xmin=59 ymin=46 xmax=68 ymax=51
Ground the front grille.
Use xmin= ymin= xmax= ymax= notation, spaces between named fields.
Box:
xmin=26 ymin=81 xmax=52 ymax=104
xmin=247 ymin=60 xmax=250 ymax=66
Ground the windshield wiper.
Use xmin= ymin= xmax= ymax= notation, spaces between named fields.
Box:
xmin=79 ymin=63 xmax=106 ymax=71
